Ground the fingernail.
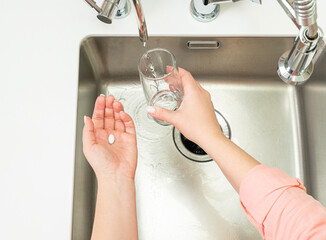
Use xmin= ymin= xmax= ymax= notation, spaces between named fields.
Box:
xmin=84 ymin=115 xmax=87 ymax=124
xmin=100 ymin=94 xmax=105 ymax=97
xmin=147 ymin=106 xmax=155 ymax=114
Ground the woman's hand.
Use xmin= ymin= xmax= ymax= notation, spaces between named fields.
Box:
xmin=148 ymin=68 xmax=260 ymax=192
xmin=83 ymin=94 xmax=137 ymax=181
xmin=147 ymin=68 xmax=224 ymax=147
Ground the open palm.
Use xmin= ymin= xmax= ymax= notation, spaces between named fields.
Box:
xmin=83 ymin=95 xmax=137 ymax=180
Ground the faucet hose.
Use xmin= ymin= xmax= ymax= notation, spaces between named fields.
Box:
xmin=293 ymin=0 xmax=318 ymax=38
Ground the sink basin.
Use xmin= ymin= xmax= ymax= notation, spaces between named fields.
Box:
xmin=72 ymin=37 xmax=326 ymax=240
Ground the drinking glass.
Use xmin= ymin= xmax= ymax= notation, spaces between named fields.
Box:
xmin=138 ymin=48 xmax=183 ymax=126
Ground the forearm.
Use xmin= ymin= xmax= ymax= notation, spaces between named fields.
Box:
xmin=201 ymin=134 xmax=260 ymax=193
xmin=91 ymin=175 xmax=138 ymax=240
xmin=239 ymin=164 xmax=326 ymax=239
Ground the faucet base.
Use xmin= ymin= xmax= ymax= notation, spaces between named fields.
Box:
xmin=190 ymin=0 xmax=219 ymax=23
xmin=115 ymin=0 xmax=131 ymax=19
xmin=277 ymin=50 xmax=314 ymax=85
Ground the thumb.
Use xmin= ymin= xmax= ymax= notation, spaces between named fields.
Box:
xmin=147 ymin=106 xmax=176 ymax=124
xmin=83 ymin=116 xmax=96 ymax=151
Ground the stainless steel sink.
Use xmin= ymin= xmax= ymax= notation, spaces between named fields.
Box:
xmin=72 ymin=37 xmax=326 ymax=240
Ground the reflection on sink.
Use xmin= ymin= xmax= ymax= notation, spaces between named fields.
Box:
xmin=72 ymin=37 xmax=326 ymax=240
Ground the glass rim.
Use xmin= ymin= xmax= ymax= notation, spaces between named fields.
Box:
xmin=138 ymin=48 xmax=177 ymax=81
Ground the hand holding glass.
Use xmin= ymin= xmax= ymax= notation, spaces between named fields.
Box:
xmin=138 ymin=48 xmax=183 ymax=126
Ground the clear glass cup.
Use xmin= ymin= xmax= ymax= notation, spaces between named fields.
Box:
xmin=138 ymin=48 xmax=184 ymax=126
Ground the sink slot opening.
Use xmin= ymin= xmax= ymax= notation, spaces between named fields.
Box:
xmin=187 ymin=40 xmax=220 ymax=49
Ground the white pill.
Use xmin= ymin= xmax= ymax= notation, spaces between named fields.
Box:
xmin=108 ymin=134 xmax=115 ymax=144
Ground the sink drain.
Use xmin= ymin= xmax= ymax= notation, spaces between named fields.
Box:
xmin=173 ymin=110 xmax=231 ymax=162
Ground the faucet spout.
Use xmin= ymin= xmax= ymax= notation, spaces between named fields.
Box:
xmin=85 ymin=0 xmax=148 ymax=44
xmin=131 ymin=0 xmax=148 ymax=45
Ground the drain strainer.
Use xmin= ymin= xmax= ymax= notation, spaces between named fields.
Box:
xmin=173 ymin=110 xmax=231 ymax=162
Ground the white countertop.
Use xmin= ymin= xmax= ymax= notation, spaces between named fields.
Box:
xmin=0 ymin=1 xmax=325 ymax=239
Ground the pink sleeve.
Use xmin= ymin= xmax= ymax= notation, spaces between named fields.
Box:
xmin=239 ymin=164 xmax=326 ymax=240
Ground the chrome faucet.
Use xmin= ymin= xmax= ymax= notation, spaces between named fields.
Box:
xmin=190 ymin=0 xmax=324 ymax=85
xmin=190 ymin=0 xmax=261 ymax=22
xmin=84 ymin=0 xmax=148 ymax=45
xmin=276 ymin=0 xmax=323 ymax=85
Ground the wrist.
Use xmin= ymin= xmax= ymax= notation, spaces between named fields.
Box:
xmin=200 ymin=132 xmax=228 ymax=157
xmin=198 ymin=129 xmax=227 ymax=149
xmin=96 ymin=173 xmax=135 ymax=189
